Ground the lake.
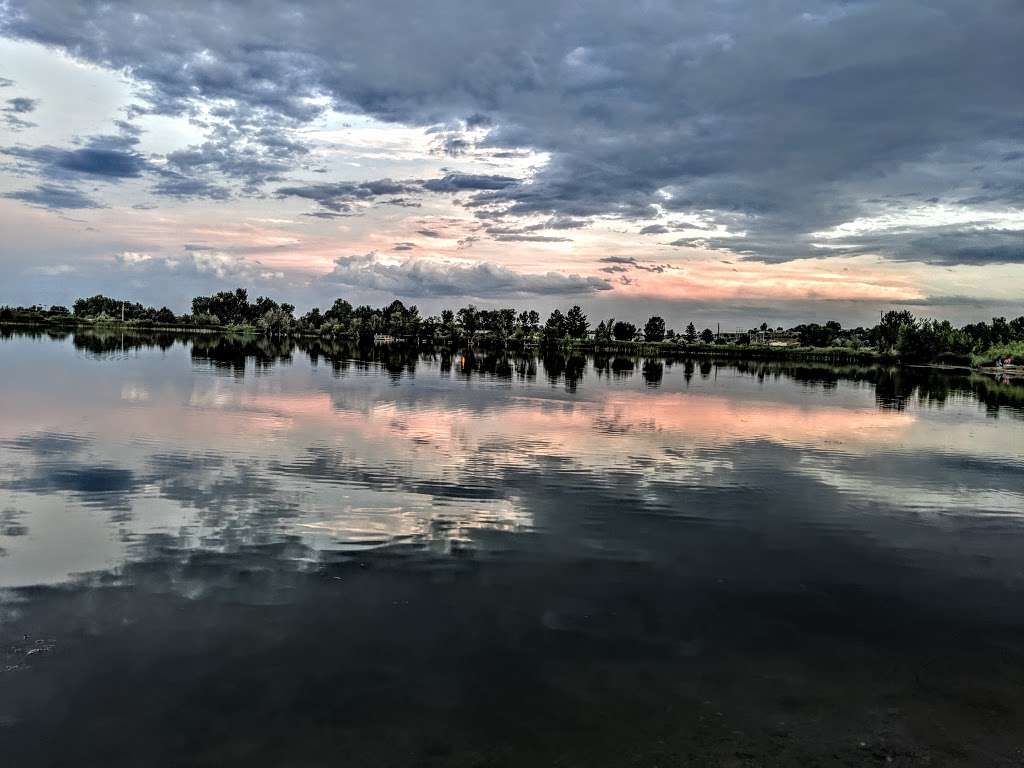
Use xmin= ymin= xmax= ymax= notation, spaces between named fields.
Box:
xmin=2 ymin=329 xmax=1023 ymax=766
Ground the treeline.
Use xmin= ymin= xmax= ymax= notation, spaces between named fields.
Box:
xmin=1 ymin=290 xmax=1021 ymax=365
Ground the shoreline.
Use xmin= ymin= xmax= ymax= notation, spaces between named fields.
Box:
xmin=1 ymin=318 xmax=1003 ymax=373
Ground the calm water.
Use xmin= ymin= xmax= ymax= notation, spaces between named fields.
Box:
xmin=2 ymin=330 xmax=1024 ymax=766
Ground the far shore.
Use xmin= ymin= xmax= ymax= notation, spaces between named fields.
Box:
xmin=9 ymin=317 xmax=1023 ymax=377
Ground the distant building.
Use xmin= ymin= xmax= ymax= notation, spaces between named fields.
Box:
xmin=752 ymin=330 xmax=802 ymax=347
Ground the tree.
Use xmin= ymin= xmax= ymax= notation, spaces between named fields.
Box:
xmin=155 ymin=306 xmax=177 ymax=324
xmin=544 ymin=309 xmax=566 ymax=340
xmin=612 ymin=321 xmax=637 ymax=341
xmin=643 ymin=316 xmax=666 ymax=342
xmin=421 ymin=315 xmax=440 ymax=339
xmin=324 ymin=298 xmax=353 ymax=324
xmin=258 ymin=307 xmax=294 ymax=336
xmin=191 ymin=288 xmax=251 ymax=325
xmin=457 ymin=305 xmax=479 ymax=337
xmin=516 ymin=309 xmax=540 ymax=336
xmin=873 ymin=310 xmax=915 ymax=353
xmin=565 ymin=305 xmax=589 ymax=338
xmin=496 ymin=308 xmax=516 ymax=339
xmin=594 ymin=318 xmax=615 ymax=343
xmin=700 ymin=327 xmax=715 ymax=344
xmin=300 ymin=307 xmax=323 ymax=329
xmin=792 ymin=321 xmax=842 ymax=347
xmin=440 ymin=309 xmax=456 ymax=336
xmin=384 ymin=299 xmax=409 ymax=336
xmin=684 ymin=322 xmax=697 ymax=343
xmin=897 ymin=318 xmax=972 ymax=361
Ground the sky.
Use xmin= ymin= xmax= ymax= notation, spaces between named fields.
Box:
xmin=0 ymin=0 xmax=1021 ymax=329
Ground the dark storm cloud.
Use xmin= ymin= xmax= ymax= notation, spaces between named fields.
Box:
xmin=275 ymin=179 xmax=419 ymax=212
xmin=2 ymin=113 xmax=34 ymax=130
xmin=598 ymin=255 xmax=670 ymax=273
xmin=671 ymin=224 xmax=1024 ymax=266
xmin=160 ymin=116 xmax=313 ymax=192
xmin=465 ymin=113 xmax=492 ymax=129
xmin=152 ymin=171 xmax=232 ymax=200
xmin=3 ymin=145 xmax=148 ymax=178
xmin=491 ymin=234 xmax=572 ymax=242
xmin=382 ymin=197 xmax=421 ymax=208
xmin=0 ymin=0 xmax=1021 ymax=264
xmin=435 ymin=134 xmax=472 ymax=157
xmin=5 ymin=96 xmax=37 ymax=113
xmin=302 ymin=210 xmax=347 ymax=219
xmin=905 ymin=229 xmax=1022 ymax=265
xmin=420 ymin=173 xmax=519 ymax=193
xmin=326 ymin=253 xmax=612 ymax=297
xmin=483 ymin=216 xmax=586 ymax=238
xmin=164 ymin=143 xmax=289 ymax=187
xmin=639 ymin=224 xmax=670 ymax=235
xmin=278 ymin=171 xmax=523 ymax=216
xmin=54 ymin=148 xmax=146 ymax=177
xmin=2 ymin=183 xmax=103 ymax=209
xmin=3 ymin=122 xmax=150 ymax=181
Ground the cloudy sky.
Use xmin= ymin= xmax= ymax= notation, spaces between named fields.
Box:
xmin=1 ymin=0 xmax=1021 ymax=327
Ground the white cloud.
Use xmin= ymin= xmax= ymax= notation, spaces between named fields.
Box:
xmin=326 ymin=253 xmax=612 ymax=297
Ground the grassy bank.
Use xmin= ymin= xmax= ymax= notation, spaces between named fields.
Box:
xmin=0 ymin=316 xmax=250 ymax=335
xmin=551 ymin=338 xmax=886 ymax=363
xmin=972 ymin=341 xmax=1024 ymax=367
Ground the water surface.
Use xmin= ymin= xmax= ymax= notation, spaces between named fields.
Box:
xmin=2 ymin=330 xmax=1024 ymax=766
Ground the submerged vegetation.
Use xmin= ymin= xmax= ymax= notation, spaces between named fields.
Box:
xmin=2 ymin=289 xmax=1022 ymax=369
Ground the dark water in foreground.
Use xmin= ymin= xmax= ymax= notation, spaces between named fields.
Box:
xmin=2 ymin=331 xmax=1024 ymax=766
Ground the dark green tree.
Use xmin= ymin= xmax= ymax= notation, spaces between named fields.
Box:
xmin=440 ymin=309 xmax=457 ymax=337
xmin=300 ymin=307 xmax=323 ymax=329
xmin=495 ymin=308 xmax=516 ymax=339
xmin=191 ymin=289 xmax=251 ymax=325
xmin=544 ymin=309 xmax=566 ymax=340
xmin=324 ymin=298 xmax=354 ymax=324
xmin=644 ymin=316 xmax=666 ymax=342
xmin=872 ymin=310 xmax=915 ymax=353
xmin=457 ymin=305 xmax=479 ymax=337
xmin=155 ymin=307 xmax=177 ymax=324
xmin=612 ymin=321 xmax=637 ymax=341
xmin=513 ymin=310 xmax=539 ymax=338
xmin=565 ymin=305 xmax=589 ymax=338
